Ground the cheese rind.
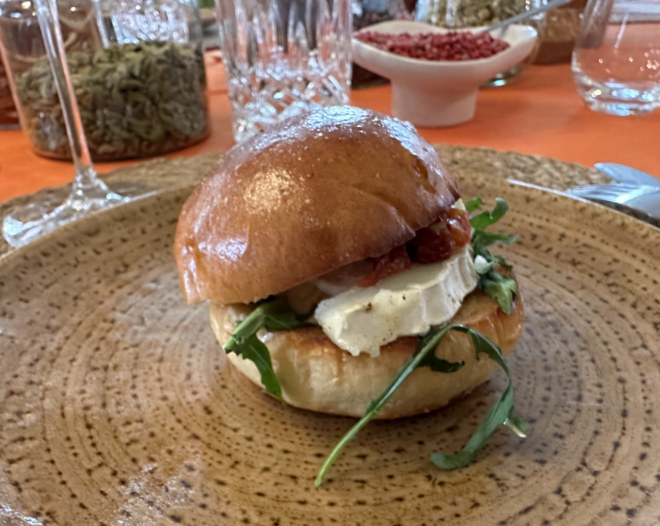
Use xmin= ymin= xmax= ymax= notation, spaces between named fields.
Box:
xmin=313 ymin=245 xmax=478 ymax=356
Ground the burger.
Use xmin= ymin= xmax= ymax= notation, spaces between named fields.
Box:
xmin=173 ymin=106 xmax=525 ymax=478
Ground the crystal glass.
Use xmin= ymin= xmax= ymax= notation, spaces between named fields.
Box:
xmin=215 ymin=0 xmax=353 ymax=142
xmin=0 ymin=0 xmax=206 ymax=247
xmin=572 ymin=0 xmax=660 ymax=116
xmin=0 ymin=0 xmax=127 ymax=247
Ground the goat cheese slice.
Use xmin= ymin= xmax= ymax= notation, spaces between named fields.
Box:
xmin=313 ymin=244 xmax=479 ymax=357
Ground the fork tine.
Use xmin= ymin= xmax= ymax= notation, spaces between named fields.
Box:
xmin=566 ymin=184 xmax=656 ymax=204
xmin=565 ymin=183 xmax=660 ymax=221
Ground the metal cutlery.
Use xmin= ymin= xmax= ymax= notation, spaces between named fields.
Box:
xmin=509 ymin=164 xmax=660 ymax=226
xmin=565 ymin=183 xmax=660 ymax=221
xmin=560 ymin=164 xmax=660 ymax=224
xmin=594 ymin=162 xmax=660 ymax=188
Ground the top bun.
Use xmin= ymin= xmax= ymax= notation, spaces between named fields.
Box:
xmin=174 ymin=106 xmax=459 ymax=305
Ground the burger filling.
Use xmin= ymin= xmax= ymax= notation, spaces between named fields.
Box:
xmin=284 ymin=200 xmax=478 ymax=357
xmin=313 ymin=245 xmax=477 ymax=356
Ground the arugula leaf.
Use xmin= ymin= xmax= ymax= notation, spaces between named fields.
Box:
xmin=469 ymin=198 xmax=518 ymax=314
xmin=469 ymin=197 xmax=509 ymax=230
xmin=315 ymin=324 xmax=526 ymax=486
xmin=223 ymin=297 xmax=306 ymax=401
xmin=479 ymin=270 xmax=518 ymax=315
xmin=315 ymin=324 xmax=462 ymax=486
xmin=231 ymin=334 xmax=284 ymax=400
xmin=471 ymin=230 xmax=517 ymax=257
xmin=430 ymin=326 xmax=528 ymax=469
xmin=415 ymin=327 xmax=466 ymax=373
xmin=465 ymin=197 xmax=484 ymax=213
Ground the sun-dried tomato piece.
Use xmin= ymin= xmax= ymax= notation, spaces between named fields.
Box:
xmin=358 ymin=245 xmax=411 ymax=288
xmin=446 ymin=208 xmax=471 ymax=249
xmin=407 ymin=226 xmax=452 ymax=264
xmin=357 ymin=207 xmax=472 ymax=287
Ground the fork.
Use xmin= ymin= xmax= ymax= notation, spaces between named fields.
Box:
xmin=566 ymin=183 xmax=660 ymax=221
xmin=594 ymin=163 xmax=660 ymax=188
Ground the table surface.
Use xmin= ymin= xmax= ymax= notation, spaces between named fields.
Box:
xmin=1 ymin=61 xmax=660 ymax=204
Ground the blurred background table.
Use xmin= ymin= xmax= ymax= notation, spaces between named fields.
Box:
xmin=1 ymin=60 xmax=659 ymax=204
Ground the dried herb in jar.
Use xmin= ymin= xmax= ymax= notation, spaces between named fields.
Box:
xmin=418 ymin=0 xmax=531 ymax=28
xmin=16 ymin=40 xmax=208 ymax=161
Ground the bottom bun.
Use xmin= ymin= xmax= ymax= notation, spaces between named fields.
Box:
xmin=209 ymin=286 xmax=524 ymax=419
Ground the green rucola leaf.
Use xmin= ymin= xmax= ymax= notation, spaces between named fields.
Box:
xmin=315 ymin=324 xmax=527 ymax=486
xmin=465 ymin=197 xmax=484 ymax=213
xmin=415 ymin=326 xmax=465 ymax=372
xmin=234 ymin=334 xmax=283 ymax=401
xmin=223 ymin=297 xmax=306 ymax=402
xmin=469 ymin=197 xmax=518 ymax=312
xmin=479 ymin=270 xmax=518 ymax=315
xmin=430 ymin=326 xmax=528 ymax=469
xmin=315 ymin=325 xmax=463 ymax=486
xmin=471 ymin=230 xmax=518 ymax=255
xmin=504 ymin=409 xmax=529 ymax=438
xmin=469 ymin=197 xmax=509 ymax=229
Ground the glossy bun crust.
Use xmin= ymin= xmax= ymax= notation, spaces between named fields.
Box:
xmin=209 ymin=285 xmax=524 ymax=419
xmin=174 ymin=106 xmax=459 ymax=305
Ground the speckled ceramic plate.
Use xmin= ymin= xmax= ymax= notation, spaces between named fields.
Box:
xmin=1 ymin=173 xmax=659 ymax=526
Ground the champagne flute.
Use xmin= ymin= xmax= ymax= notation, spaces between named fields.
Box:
xmin=1 ymin=0 xmax=126 ymax=248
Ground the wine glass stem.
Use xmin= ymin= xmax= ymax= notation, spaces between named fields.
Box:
xmin=34 ymin=0 xmax=107 ymax=198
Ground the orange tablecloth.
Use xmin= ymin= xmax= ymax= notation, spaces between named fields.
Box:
xmin=1 ymin=62 xmax=659 ymax=203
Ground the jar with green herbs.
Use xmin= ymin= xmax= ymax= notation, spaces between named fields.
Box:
xmin=0 ymin=0 xmax=208 ymax=161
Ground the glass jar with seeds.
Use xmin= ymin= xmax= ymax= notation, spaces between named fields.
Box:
xmin=416 ymin=0 xmax=538 ymax=29
xmin=414 ymin=0 xmax=545 ymax=85
xmin=0 ymin=0 xmax=209 ymax=161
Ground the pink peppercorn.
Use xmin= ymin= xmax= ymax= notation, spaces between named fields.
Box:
xmin=355 ymin=30 xmax=509 ymax=61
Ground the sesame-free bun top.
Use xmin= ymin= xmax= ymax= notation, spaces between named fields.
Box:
xmin=174 ymin=106 xmax=459 ymax=305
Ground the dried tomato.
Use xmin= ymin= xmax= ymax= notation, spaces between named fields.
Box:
xmin=357 ymin=207 xmax=472 ymax=287
xmin=407 ymin=227 xmax=452 ymax=264
xmin=446 ymin=208 xmax=471 ymax=249
xmin=358 ymin=245 xmax=411 ymax=287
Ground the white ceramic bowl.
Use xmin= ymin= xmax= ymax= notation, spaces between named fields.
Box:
xmin=352 ymin=21 xmax=538 ymax=127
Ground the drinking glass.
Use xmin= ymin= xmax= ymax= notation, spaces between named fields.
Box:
xmin=215 ymin=0 xmax=353 ymax=142
xmin=572 ymin=0 xmax=660 ymax=115
xmin=0 ymin=0 xmax=125 ymax=247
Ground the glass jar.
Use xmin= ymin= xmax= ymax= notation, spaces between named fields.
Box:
xmin=0 ymin=53 xmax=18 ymax=128
xmin=533 ymin=0 xmax=585 ymax=64
xmin=414 ymin=0 xmax=546 ymax=85
xmin=0 ymin=0 xmax=209 ymax=161
xmin=352 ymin=0 xmax=412 ymax=87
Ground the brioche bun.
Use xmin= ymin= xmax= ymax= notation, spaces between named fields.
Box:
xmin=174 ymin=106 xmax=459 ymax=305
xmin=209 ymin=284 xmax=524 ymax=419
